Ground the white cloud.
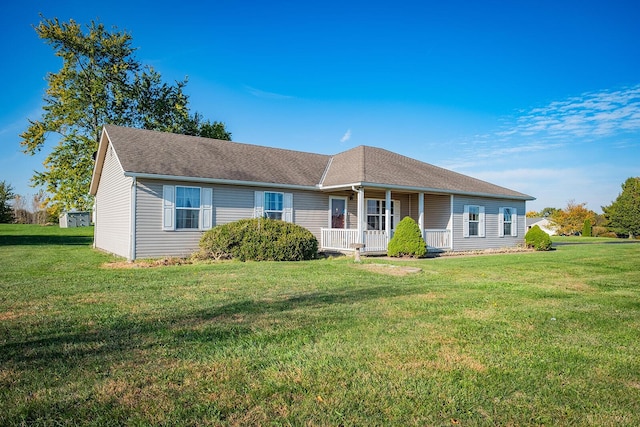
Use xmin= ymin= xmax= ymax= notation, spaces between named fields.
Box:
xmin=435 ymin=85 xmax=640 ymax=214
xmin=340 ymin=129 xmax=352 ymax=143
xmin=510 ymin=85 xmax=640 ymax=140
xmin=244 ymin=85 xmax=293 ymax=100
xmin=444 ymin=84 xmax=640 ymax=174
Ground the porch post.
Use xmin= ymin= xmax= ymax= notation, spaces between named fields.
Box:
xmin=356 ymin=187 xmax=365 ymax=244
xmin=418 ymin=192 xmax=424 ymax=238
xmin=385 ymin=189 xmax=391 ymax=237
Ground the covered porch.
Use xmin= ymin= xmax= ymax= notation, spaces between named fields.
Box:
xmin=320 ymin=187 xmax=453 ymax=254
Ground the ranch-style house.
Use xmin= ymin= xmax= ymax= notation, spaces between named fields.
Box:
xmin=89 ymin=125 xmax=534 ymax=260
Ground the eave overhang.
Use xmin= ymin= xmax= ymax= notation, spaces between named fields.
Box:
xmin=319 ymin=181 xmax=535 ymax=201
xmin=123 ymin=172 xmax=320 ymax=192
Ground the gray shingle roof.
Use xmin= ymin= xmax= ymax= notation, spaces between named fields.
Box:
xmin=103 ymin=125 xmax=330 ymax=187
xmin=95 ymin=125 xmax=533 ymax=200
xmin=322 ymin=145 xmax=533 ymax=199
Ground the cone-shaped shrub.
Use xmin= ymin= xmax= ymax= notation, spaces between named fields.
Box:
xmin=387 ymin=216 xmax=427 ymax=258
xmin=524 ymin=225 xmax=552 ymax=251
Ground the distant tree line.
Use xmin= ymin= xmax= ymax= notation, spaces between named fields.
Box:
xmin=0 ymin=180 xmax=55 ymax=225
xmin=526 ymin=176 xmax=640 ymax=238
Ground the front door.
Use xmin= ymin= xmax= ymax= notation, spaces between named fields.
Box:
xmin=330 ymin=197 xmax=347 ymax=228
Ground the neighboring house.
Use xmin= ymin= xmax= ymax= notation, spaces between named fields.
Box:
xmin=526 ymin=217 xmax=557 ymax=235
xmin=90 ymin=125 xmax=535 ymax=260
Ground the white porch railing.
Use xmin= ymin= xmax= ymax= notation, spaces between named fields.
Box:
xmin=321 ymin=228 xmax=360 ymax=251
xmin=321 ymin=228 xmax=451 ymax=253
xmin=423 ymin=229 xmax=451 ymax=251
xmin=363 ymin=230 xmax=388 ymax=252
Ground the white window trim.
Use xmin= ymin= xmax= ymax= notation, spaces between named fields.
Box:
xmin=463 ymin=204 xmax=485 ymax=238
xmin=254 ymin=191 xmax=293 ymax=222
xmin=162 ymin=185 xmax=213 ymax=231
xmin=499 ymin=207 xmax=518 ymax=237
xmin=329 ymin=196 xmax=348 ymax=229
xmin=265 ymin=191 xmax=285 ymax=219
xmin=365 ymin=198 xmax=400 ymax=231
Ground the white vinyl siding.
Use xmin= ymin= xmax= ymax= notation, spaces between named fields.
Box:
xmin=453 ymin=196 xmax=526 ymax=251
xmin=137 ymin=184 xmax=324 ymax=259
xmin=292 ymin=191 xmax=329 ymax=239
xmin=212 ymin=186 xmax=324 ymax=236
xmin=94 ymin=143 xmax=132 ymax=259
xmin=424 ymin=194 xmax=451 ymax=229
xmin=137 ymin=181 xmax=207 ymax=258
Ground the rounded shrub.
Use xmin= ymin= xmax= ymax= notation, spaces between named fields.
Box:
xmin=524 ymin=225 xmax=552 ymax=251
xmin=198 ymin=218 xmax=318 ymax=261
xmin=387 ymin=216 xmax=427 ymax=258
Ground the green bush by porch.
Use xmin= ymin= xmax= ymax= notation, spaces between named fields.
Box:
xmin=198 ymin=218 xmax=318 ymax=261
xmin=387 ymin=216 xmax=427 ymax=258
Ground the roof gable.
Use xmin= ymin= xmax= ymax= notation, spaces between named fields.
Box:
xmin=322 ymin=145 xmax=532 ymax=199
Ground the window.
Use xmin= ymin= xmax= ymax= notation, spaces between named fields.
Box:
xmin=176 ymin=187 xmax=200 ymax=229
xmin=254 ymin=191 xmax=293 ymax=222
xmin=366 ymin=199 xmax=399 ymax=231
xmin=463 ymin=205 xmax=485 ymax=237
xmin=468 ymin=205 xmax=480 ymax=236
xmin=499 ymin=207 xmax=518 ymax=237
xmin=264 ymin=191 xmax=284 ymax=220
xmin=162 ymin=185 xmax=213 ymax=231
xmin=502 ymin=207 xmax=512 ymax=236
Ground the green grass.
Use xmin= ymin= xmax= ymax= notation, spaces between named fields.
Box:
xmin=551 ymin=235 xmax=632 ymax=243
xmin=1 ymin=224 xmax=639 ymax=426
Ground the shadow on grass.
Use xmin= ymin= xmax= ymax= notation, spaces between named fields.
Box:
xmin=0 ymin=234 xmax=93 ymax=246
xmin=0 ymin=283 xmax=429 ymax=423
xmin=0 ymin=283 xmax=426 ymax=369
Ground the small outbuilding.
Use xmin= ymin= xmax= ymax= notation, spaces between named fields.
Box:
xmin=59 ymin=211 xmax=91 ymax=228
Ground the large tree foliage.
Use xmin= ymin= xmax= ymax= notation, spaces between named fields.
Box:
xmin=20 ymin=17 xmax=231 ymax=213
xmin=550 ymin=200 xmax=596 ymax=236
xmin=526 ymin=207 xmax=560 ymax=218
xmin=0 ymin=181 xmax=15 ymax=223
xmin=602 ymin=177 xmax=640 ymax=238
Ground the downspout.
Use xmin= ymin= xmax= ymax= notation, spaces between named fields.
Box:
xmin=130 ymin=177 xmax=137 ymax=261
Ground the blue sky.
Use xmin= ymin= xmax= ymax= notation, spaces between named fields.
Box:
xmin=1 ymin=0 xmax=639 ymax=213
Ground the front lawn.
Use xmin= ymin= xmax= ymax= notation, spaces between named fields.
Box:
xmin=1 ymin=225 xmax=639 ymax=425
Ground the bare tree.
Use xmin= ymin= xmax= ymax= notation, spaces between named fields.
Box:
xmin=32 ymin=190 xmax=48 ymax=224
xmin=12 ymin=195 xmax=31 ymax=224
